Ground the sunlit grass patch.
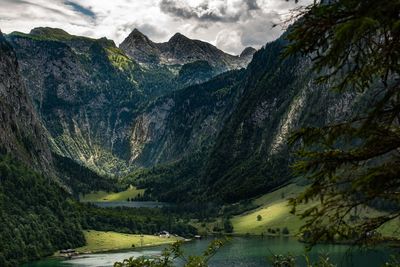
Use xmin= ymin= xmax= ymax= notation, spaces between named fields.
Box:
xmin=80 ymin=185 xmax=145 ymax=202
xmin=75 ymin=230 xmax=181 ymax=253
xmin=231 ymin=184 xmax=312 ymax=235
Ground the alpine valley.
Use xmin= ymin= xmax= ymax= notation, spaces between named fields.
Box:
xmin=0 ymin=11 xmax=398 ymax=266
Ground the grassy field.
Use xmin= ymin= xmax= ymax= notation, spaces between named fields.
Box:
xmin=80 ymin=185 xmax=145 ymax=202
xmin=361 ymin=208 xmax=400 ymax=238
xmin=75 ymin=230 xmax=181 ymax=253
xmin=231 ymin=184 xmax=311 ymax=236
xmin=230 ymin=183 xmax=400 ymax=238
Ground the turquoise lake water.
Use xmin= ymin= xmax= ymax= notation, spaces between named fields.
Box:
xmin=23 ymin=236 xmax=396 ymax=267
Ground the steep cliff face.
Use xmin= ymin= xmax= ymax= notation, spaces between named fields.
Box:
xmin=7 ymin=27 xmax=251 ymax=176
xmin=0 ymin=31 xmax=85 ymax=267
xmin=130 ymin=70 xmax=246 ymax=166
xmin=0 ymin=31 xmax=53 ymax=174
xmin=4 ymin=26 xmax=366 ymax=204
xmin=7 ymin=28 xmax=147 ymax=175
xmin=128 ymin=36 xmax=362 ymax=203
xmin=203 ymin=38 xmax=359 ymax=202
xmin=120 ymin=29 xmax=255 ymax=72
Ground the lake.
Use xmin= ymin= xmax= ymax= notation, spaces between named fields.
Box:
xmin=24 ymin=237 xmax=395 ymax=267
xmin=90 ymin=201 xmax=168 ymax=208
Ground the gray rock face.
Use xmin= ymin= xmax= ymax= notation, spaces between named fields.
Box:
xmin=129 ymin=70 xmax=245 ymax=166
xmin=119 ymin=28 xmax=160 ymax=64
xmin=240 ymin=47 xmax=257 ymax=58
xmin=127 ymin=36 xmax=364 ymax=202
xmin=7 ymin=29 xmax=143 ymax=176
xmin=120 ymin=29 xmax=255 ymax=71
xmin=0 ymin=31 xmax=54 ymax=174
xmin=1 ymin=25 xmax=370 ymax=203
xmin=7 ymin=27 xmax=251 ymax=176
xmin=202 ymin=39 xmax=363 ymax=201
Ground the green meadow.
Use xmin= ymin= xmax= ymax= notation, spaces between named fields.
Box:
xmin=231 ymin=184 xmax=309 ymax=235
xmin=231 ymin=183 xmax=400 ymax=238
xmin=80 ymin=185 xmax=145 ymax=202
xmin=74 ymin=230 xmax=181 ymax=253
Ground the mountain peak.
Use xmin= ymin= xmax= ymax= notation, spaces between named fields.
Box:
xmin=131 ymin=28 xmax=145 ymax=36
xmin=125 ymin=28 xmax=151 ymax=43
xmin=120 ymin=29 xmax=253 ymax=69
xmin=168 ymin=32 xmax=190 ymax=43
xmin=240 ymin=47 xmax=256 ymax=58
xmin=120 ymin=28 xmax=159 ymax=63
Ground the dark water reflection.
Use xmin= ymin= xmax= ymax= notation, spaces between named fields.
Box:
xmin=91 ymin=201 xmax=168 ymax=208
xmin=24 ymin=236 xmax=395 ymax=267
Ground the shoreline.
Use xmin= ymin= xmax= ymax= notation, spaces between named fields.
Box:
xmin=25 ymin=233 xmax=398 ymax=266
xmin=194 ymin=231 xmax=400 ymax=247
xmin=52 ymin=235 xmax=192 ymax=260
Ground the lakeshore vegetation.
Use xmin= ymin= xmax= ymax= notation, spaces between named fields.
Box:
xmin=74 ymin=230 xmax=181 ymax=253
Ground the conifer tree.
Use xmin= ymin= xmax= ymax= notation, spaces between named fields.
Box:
xmin=285 ymin=0 xmax=400 ymax=244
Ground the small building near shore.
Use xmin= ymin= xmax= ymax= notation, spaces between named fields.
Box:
xmin=60 ymin=249 xmax=75 ymax=254
xmin=159 ymin=231 xmax=170 ymax=238
xmin=60 ymin=249 xmax=78 ymax=258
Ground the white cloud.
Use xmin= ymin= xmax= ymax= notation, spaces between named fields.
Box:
xmin=216 ymin=29 xmax=243 ymax=54
xmin=0 ymin=0 xmax=312 ymax=54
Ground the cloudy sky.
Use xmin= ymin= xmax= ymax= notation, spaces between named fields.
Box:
xmin=0 ymin=0 xmax=311 ymax=55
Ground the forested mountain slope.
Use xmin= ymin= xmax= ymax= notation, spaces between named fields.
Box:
xmin=6 ymin=27 xmax=254 ymax=176
xmin=0 ymin=31 xmax=85 ymax=266
xmin=6 ymin=28 xmax=146 ymax=175
xmin=128 ymin=35 xmax=363 ymax=203
xmin=4 ymin=26 xmax=365 ymax=205
xmin=203 ymin=37 xmax=358 ymax=202
xmin=130 ymin=69 xmax=246 ymax=166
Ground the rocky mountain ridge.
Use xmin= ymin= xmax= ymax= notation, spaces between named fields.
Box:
xmin=5 ymin=27 xmax=255 ymax=176
xmin=127 ymin=35 xmax=365 ymax=203
xmin=7 ymin=28 xmax=142 ymax=175
xmin=129 ymin=69 xmax=246 ymax=166
xmin=4 ymin=25 xmax=369 ymax=203
xmin=120 ymin=28 xmax=255 ymax=71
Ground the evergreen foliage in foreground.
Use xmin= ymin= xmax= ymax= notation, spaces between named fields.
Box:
xmin=0 ymin=154 xmax=85 ymax=266
xmin=285 ymin=0 xmax=400 ymax=244
xmin=114 ymin=239 xmax=227 ymax=267
xmin=114 ymin=240 xmax=400 ymax=267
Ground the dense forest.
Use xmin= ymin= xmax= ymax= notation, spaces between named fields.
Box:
xmin=54 ymin=154 xmax=118 ymax=197
xmin=78 ymin=204 xmax=197 ymax=236
xmin=0 ymin=153 xmax=200 ymax=266
xmin=0 ymin=155 xmax=85 ymax=266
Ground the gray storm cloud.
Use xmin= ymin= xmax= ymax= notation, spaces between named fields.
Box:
xmin=0 ymin=0 xmax=311 ymax=55
xmin=158 ymin=0 xmax=293 ymax=54
xmin=159 ymin=0 xmax=261 ymax=23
